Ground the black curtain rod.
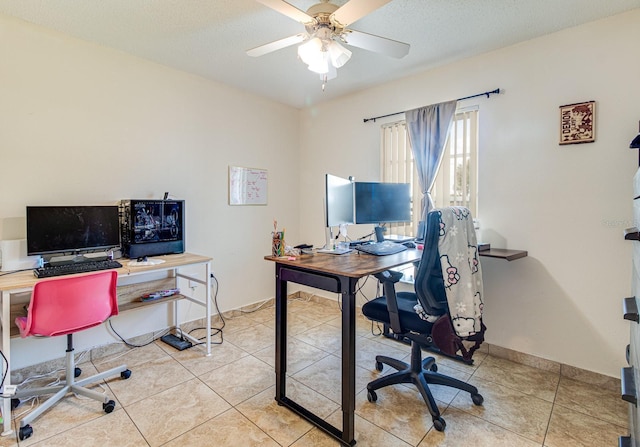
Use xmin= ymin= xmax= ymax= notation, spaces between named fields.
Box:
xmin=363 ymin=88 xmax=501 ymax=123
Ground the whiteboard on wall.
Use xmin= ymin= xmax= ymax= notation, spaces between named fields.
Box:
xmin=228 ymin=166 xmax=268 ymax=205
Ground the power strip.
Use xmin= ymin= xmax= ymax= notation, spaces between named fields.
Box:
xmin=161 ymin=334 xmax=192 ymax=351
xmin=1 ymin=385 xmax=16 ymax=396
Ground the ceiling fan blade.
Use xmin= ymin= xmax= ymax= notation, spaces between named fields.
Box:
xmin=247 ymin=33 xmax=307 ymax=57
xmin=331 ymin=0 xmax=392 ymax=27
xmin=255 ymin=0 xmax=316 ymax=25
xmin=341 ymin=29 xmax=410 ymax=58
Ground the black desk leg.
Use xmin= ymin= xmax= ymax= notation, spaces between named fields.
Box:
xmin=274 ymin=265 xmax=357 ymax=446
xmin=275 ymin=264 xmax=287 ymax=402
xmin=340 ymin=276 xmax=357 ymax=445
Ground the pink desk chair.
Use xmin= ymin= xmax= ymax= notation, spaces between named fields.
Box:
xmin=12 ymin=270 xmax=131 ymax=441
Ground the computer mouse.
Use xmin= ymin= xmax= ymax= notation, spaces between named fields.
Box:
xmin=402 ymin=241 xmax=416 ymax=248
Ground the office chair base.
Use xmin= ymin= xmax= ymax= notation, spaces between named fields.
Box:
xmin=367 ymin=342 xmax=483 ymax=431
xmin=13 ymin=334 xmax=131 ymax=440
xmin=18 ymin=425 xmax=33 ymax=441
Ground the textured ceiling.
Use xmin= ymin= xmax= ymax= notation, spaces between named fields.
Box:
xmin=1 ymin=0 xmax=639 ymax=108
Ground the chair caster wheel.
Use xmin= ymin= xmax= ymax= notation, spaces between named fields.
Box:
xmin=121 ymin=369 xmax=132 ymax=380
xmin=19 ymin=425 xmax=33 ymax=440
xmin=430 ymin=363 xmax=438 ymax=372
xmin=367 ymin=389 xmax=377 ymax=403
xmin=11 ymin=398 xmax=20 ymax=410
xmin=472 ymin=393 xmax=484 ymax=406
xmin=74 ymin=367 xmax=82 ymax=378
xmin=433 ymin=417 xmax=446 ymax=432
xmin=375 ymin=361 xmax=383 ymax=372
xmin=103 ymin=400 xmax=116 ymax=413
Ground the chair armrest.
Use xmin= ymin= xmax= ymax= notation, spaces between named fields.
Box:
xmin=374 ymin=270 xmax=404 ymax=284
xmin=374 ymin=270 xmax=404 ymax=334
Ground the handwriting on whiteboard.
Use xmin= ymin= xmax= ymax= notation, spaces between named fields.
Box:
xmin=229 ymin=166 xmax=268 ymax=205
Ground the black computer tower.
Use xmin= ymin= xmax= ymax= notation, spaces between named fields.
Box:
xmin=119 ymin=199 xmax=185 ymax=259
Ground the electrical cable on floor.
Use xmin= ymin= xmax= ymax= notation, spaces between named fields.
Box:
xmin=12 ymin=396 xmax=38 ymax=422
xmin=108 ymin=273 xmax=222 ymax=349
xmin=370 ymin=321 xmax=384 ymax=337
xmin=239 ymin=298 xmax=273 ymax=314
xmin=188 ymin=273 xmax=225 ymax=345
xmin=107 ymin=320 xmax=170 ymax=348
xmin=7 ymin=349 xmax=93 ymax=400
xmin=294 ymin=293 xmax=312 ymax=303
xmin=0 ymin=350 xmax=7 ymax=396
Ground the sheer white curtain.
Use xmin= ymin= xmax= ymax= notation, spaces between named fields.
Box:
xmin=433 ymin=108 xmax=479 ymax=215
xmin=405 ymin=101 xmax=457 ymax=221
xmin=380 ymin=121 xmax=416 ymax=236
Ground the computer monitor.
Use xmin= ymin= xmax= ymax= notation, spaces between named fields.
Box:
xmin=325 ymin=174 xmax=354 ymax=228
xmin=354 ymin=182 xmax=411 ymax=241
xmin=26 ymin=206 xmax=121 ymax=263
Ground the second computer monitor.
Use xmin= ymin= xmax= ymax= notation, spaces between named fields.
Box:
xmin=354 ymin=182 xmax=411 ymax=225
xmin=325 ymin=174 xmax=355 ymax=228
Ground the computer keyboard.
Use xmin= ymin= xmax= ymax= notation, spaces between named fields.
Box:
xmin=355 ymin=241 xmax=408 ymax=256
xmin=34 ymin=259 xmax=123 ymax=278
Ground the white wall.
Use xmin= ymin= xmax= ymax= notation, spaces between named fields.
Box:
xmin=0 ymin=14 xmax=301 ymax=369
xmin=299 ymin=9 xmax=640 ymax=377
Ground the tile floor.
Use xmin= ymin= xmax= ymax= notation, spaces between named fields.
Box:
xmin=1 ymin=296 xmax=629 ymax=446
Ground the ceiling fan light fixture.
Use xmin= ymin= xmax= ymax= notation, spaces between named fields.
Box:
xmin=307 ymin=52 xmax=330 ymax=74
xmin=328 ymin=40 xmax=351 ymax=68
xmin=297 ymin=37 xmax=324 ymax=66
xmin=298 ymin=35 xmax=351 ymax=76
xmin=324 ymin=63 xmax=337 ymax=80
xmin=248 ymin=0 xmax=411 ymax=89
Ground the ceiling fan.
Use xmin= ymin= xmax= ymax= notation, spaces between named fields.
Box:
xmin=247 ymin=0 xmax=410 ymax=87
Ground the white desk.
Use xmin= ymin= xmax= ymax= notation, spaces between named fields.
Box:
xmin=0 ymin=252 xmax=212 ymax=436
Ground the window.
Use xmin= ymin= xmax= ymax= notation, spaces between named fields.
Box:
xmin=380 ymin=121 xmax=418 ymax=237
xmin=381 ymin=108 xmax=478 ymax=237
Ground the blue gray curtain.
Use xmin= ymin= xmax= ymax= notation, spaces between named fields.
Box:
xmin=405 ymin=100 xmax=457 ymax=221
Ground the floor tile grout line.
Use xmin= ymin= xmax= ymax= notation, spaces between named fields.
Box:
xmin=8 ymin=301 xmax=626 ymax=446
xmin=444 ymin=403 xmax=548 ymax=446
xmin=119 ymin=406 xmax=152 ymax=447
xmin=541 ymin=367 xmax=562 ymax=447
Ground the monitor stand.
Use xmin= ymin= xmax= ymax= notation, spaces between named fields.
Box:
xmin=322 ymin=226 xmax=335 ymax=250
xmin=375 ymin=225 xmax=414 ymax=243
xmin=318 ymin=227 xmax=351 ymax=254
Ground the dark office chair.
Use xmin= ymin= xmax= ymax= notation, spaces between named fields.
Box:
xmin=362 ymin=206 xmax=486 ymax=431
xmin=12 ymin=270 xmax=131 ymax=441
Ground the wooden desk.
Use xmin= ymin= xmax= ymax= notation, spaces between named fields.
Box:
xmin=0 ymin=252 xmax=212 ymax=436
xmin=265 ymin=249 xmax=423 ymax=447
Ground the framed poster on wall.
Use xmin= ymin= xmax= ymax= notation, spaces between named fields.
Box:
xmin=559 ymin=101 xmax=596 ymax=145
xmin=228 ymin=166 xmax=268 ymax=205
